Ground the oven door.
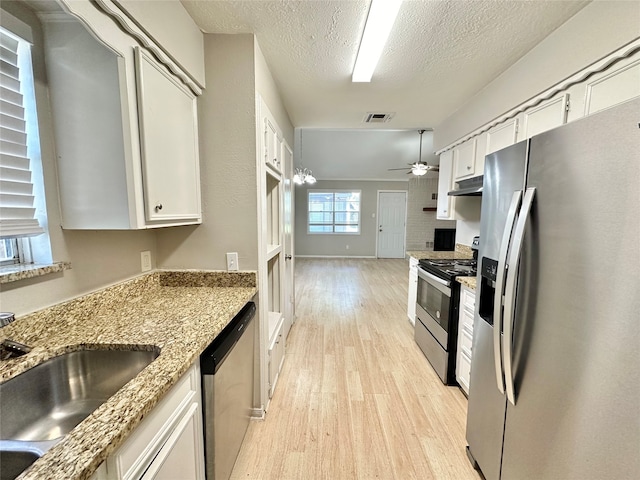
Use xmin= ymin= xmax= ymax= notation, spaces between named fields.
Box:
xmin=416 ymin=267 xmax=452 ymax=346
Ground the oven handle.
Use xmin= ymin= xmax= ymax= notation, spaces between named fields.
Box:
xmin=493 ymin=190 xmax=522 ymax=395
xmin=503 ymin=187 xmax=536 ymax=406
xmin=417 ymin=267 xmax=452 ymax=296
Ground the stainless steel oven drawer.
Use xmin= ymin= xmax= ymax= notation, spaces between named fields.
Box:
xmin=415 ymin=315 xmax=448 ymax=383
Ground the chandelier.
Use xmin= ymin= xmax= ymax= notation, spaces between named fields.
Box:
xmin=293 ymin=167 xmax=316 ymax=185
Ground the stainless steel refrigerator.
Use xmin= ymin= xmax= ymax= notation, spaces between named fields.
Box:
xmin=466 ymin=97 xmax=640 ymax=480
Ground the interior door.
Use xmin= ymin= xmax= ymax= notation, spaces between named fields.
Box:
xmin=282 ymin=142 xmax=294 ymax=339
xmin=377 ymin=191 xmax=407 ymax=258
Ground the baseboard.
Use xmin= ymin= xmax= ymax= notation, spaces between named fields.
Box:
xmin=295 ymin=255 xmax=377 ymax=259
xmin=250 ymin=407 xmax=265 ymax=420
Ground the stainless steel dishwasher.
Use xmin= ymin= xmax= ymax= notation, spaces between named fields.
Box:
xmin=200 ymin=299 xmax=256 ymax=480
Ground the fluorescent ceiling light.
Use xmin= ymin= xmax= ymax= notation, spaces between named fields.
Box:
xmin=352 ymin=0 xmax=403 ymax=82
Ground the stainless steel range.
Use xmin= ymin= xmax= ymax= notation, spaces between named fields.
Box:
xmin=414 ymin=256 xmax=477 ymax=385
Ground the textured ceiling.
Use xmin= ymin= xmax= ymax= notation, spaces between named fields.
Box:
xmin=181 ymin=0 xmax=589 ymax=130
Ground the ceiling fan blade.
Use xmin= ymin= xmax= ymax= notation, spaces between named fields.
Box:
xmin=387 ymin=167 xmax=411 ymax=171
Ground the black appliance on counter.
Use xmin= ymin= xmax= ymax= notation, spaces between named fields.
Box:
xmin=433 ymin=228 xmax=456 ymax=251
xmin=414 ymin=252 xmax=477 ymax=385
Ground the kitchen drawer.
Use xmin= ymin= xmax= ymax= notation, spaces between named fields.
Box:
xmin=459 ymin=324 xmax=473 ymax=357
xmin=459 ymin=307 xmax=475 ymax=333
xmin=457 ymin=351 xmax=472 ymax=394
xmin=461 ymin=285 xmax=476 ymax=312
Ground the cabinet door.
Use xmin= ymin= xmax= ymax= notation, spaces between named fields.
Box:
xmin=436 ymin=150 xmax=455 ymax=220
xmin=453 ymin=138 xmax=477 ymax=180
xmin=407 ymin=258 xmax=418 ymax=324
xmin=135 ymin=48 xmax=201 ymax=224
xmin=520 ymin=94 xmax=569 ymax=140
xmin=141 ymin=403 xmax=205 ymax=480
xmin=264 ymin=116 xmax=281 ymax=171
xmin=584 ymin=57 xmax=640 ymax=116
xmin=268 ymin=322 xmax=285 ymax=399
xmin=486 ymin=116 xmax=520 ymax=155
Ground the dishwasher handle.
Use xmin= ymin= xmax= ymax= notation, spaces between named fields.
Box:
xmin=201 ymin=301 xmax=256 ymax=375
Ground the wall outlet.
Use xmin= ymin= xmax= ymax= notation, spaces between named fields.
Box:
xmin=226 ymin=252 xmax=239 ymax=271
xmin=141 ymin=251 xmax=152 ymax=272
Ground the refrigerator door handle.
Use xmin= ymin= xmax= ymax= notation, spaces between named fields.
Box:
xmin=503 ymin=187 xmax=536 ymax=405
xmin=493 ymin=190 xmax=523 ymax=394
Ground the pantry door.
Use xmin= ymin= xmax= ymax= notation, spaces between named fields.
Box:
xmin=377 ymin=191 xmax=407 ymax=258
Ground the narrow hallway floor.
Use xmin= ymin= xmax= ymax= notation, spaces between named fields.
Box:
xmin=231 ymin=258 xmax=479 ymax=480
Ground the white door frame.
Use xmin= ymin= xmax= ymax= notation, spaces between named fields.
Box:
xmin=375 ymin=190 xmax=408 ymax=258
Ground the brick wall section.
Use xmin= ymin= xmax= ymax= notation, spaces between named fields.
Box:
xmin=406 ymin=177 xmax=456 ymax=250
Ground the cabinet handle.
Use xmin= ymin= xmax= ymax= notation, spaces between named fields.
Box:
xmin=155 ymin=203 xmax=163 ymax=212
xmin=285 ymin=254 xmax=292 ymax=260
xmin=466 ymin=165 xmax=472 ymax=170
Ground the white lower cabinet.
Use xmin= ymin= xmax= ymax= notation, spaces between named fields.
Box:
xmin=407 ymin=257 xmax=418 ymax=325
xmin=456 ymin=285 xmax=476 ymax=395
xmin=268 ymin=315 xmax=286 ymax=400
xmin=105 ymin=363 xmax=205 ymax=480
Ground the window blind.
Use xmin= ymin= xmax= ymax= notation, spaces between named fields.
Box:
xmin=0 ymin=30 xmax=43 ymax=238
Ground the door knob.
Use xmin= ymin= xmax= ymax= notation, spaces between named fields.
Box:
xmin=285 ymin=254 xmax=292 ymax=260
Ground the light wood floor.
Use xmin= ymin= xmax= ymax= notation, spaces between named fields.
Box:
xmin=231 ymin=258 xmax=480 ymax=480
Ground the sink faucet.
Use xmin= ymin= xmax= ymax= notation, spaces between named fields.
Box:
xmin=0 ymin=339 xmax=32 ymax=360
xmin=0 ymin=312 xmax=16 ymax=327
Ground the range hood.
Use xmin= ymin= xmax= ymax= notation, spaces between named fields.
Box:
xmin=448 ymin=175 xmax=483 ymax=196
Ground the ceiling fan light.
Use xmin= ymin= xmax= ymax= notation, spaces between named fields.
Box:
xmin=305 ymin=174 xmax=316 ymax=184
xmin=412 ymin=164 xmax=428 ymax=176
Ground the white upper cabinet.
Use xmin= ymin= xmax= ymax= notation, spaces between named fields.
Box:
xmin=453 ymin=138 xmax=477 ymax=180
xmin=519 ymin=93 xmax=569 ymax=141
xmin=486 ymin=115 xmax=520 ymax=155
xmin=135 ymin=48 xmax=200 ymax=223
xmin=41 ymin=1 xmax=203 ymax=229
xmin=583 ymin=56 xmax=640 ymax=116
xmin=437 ymin=150 xmax=455 ymax=220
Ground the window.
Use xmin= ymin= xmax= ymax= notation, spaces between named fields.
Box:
xmin=308 ymin=190 xmax=361 ymax=234
xmin=1 ymin=24 xmax=48 ymax=266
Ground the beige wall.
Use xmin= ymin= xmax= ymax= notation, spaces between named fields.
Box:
xmin=294 ymin=180 xmax=408 ymax=257
xmin=254 ymin=42 xmax=294 ymax=147
xmin=434 ymin=1 xmax=640 ymax=151
xmin=156 ymin=34 xmax=259 ymax=271
xmin=0 ymin=2 xmax=157 ymax=316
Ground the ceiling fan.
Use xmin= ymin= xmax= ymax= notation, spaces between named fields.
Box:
xmin=388 ymin=129 xmax=439 ymax=176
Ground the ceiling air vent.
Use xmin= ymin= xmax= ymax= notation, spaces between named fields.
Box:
xmin=363 ymin=112 xmax=395 ymax=123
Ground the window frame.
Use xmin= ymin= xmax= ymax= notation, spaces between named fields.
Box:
xmin=0 ymin=16 xmax=52 ymax=271
xmin=307 ymin=189 xmax=362 ymax=235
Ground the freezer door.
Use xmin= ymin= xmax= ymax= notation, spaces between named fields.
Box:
xmin=466 ymin=140 xmax=528 ymax=480
xmin=500 ymin=98 xmax=640 ymax=479
xmin=480 ymin=141 xmax=529 ymax=263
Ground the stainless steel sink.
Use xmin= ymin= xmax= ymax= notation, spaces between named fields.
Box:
xmin=0 ymin=349 xmax=159 ymax=480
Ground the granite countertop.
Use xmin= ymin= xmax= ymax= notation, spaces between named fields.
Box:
xmin=457 ymin=276 xmax=477 ymax=290
xmin=407 ymin=243 xmax=474 ymax=261
xmin=0 ymin=270 xmax=257 ymax=480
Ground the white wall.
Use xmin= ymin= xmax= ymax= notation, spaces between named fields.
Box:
xmin=294 ymin=180 xmax=408 ymax=257
xmin=434 ymin=1 xmax=640 ymax=151
xmin=0 ymin=2 xmax=157 ymax=316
